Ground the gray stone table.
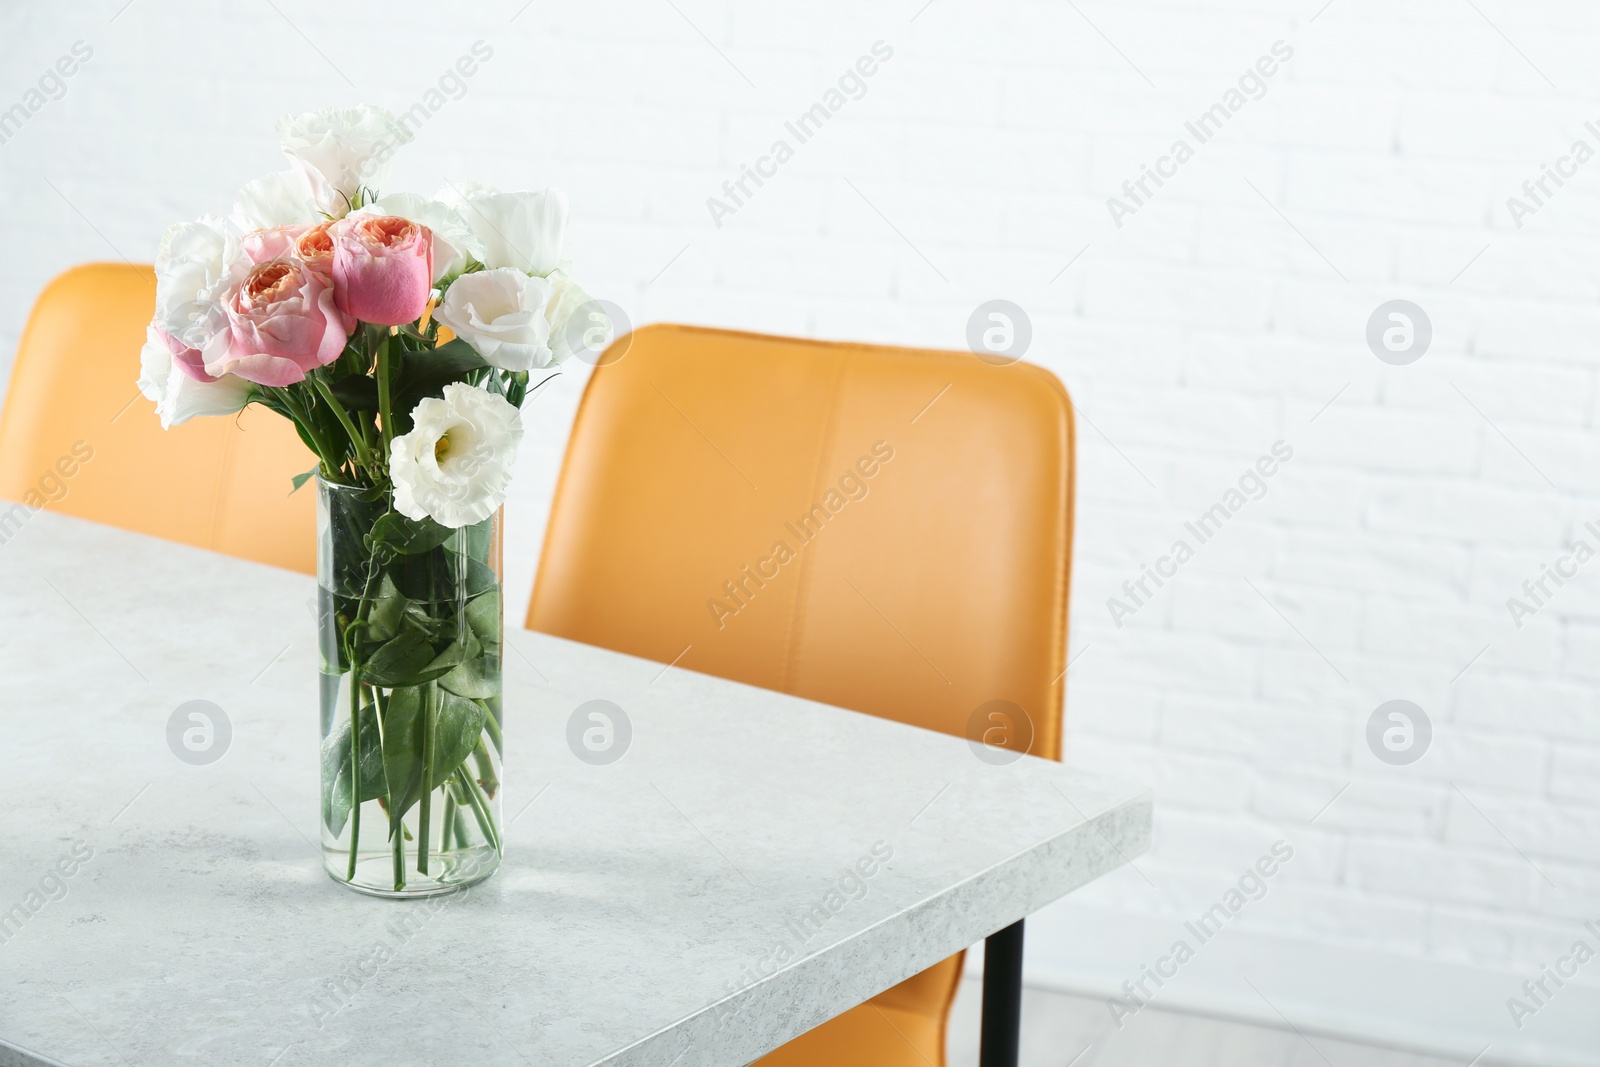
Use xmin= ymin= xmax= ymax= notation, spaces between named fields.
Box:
xmin=0 ymin=511 xmax=1150 ymax=1067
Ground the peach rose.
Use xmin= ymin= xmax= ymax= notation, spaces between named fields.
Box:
xmin=294 ymin=221 xmax=337 ymax=278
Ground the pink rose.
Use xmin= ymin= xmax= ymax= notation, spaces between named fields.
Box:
xmin=240 ymin=225 xmax=308 ymax=265
xmin=154 ymin=326 xmax=221 ymax=384
xmin=211 ymin=257 xmax=353 ymax=387
xmin=332 ymin=215 xmax=433 ymax=326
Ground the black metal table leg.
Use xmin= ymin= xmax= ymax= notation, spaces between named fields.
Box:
xmin=979 ymin=918 xmax=1024 ymax=1067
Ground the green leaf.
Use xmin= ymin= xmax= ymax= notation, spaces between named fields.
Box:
xmin=464 ymin=588 xmax=501 ymax=647
xmin=321 ymin=700 xmax=386 ymax=837
xmin=290 ymin=466 xmax=318 ymax=495
xmin=366 ymin=575 xmax=407 ymax=643
xmin=360 ymin=630 xmax=438 ymax=688
xmin=367 ymin=512 xmax=454 ymax=556
xmin=439 ymin=654 xmax=500 ymax=700
xmin=430 ymin=690 xmax=487 ymax=783
xmin=391 ymin=338 xmax=490 ymax=427
xmin=424 ymin=630 xmax=479 ymax=677
xmin=380 ymin=686 xmax=425 ymax=826
xmin=327 ymin=374 xmax=380 ymax=411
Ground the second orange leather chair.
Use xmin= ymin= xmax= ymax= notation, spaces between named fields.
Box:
xmin=528 ymin=324 xmax=1076 ymax=1065
xmin=0 ymin=263 xmax=315 ymax=572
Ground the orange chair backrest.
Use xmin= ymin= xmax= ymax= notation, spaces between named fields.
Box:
xmin=529 ymin=323 xmax=1075 ymax=762
xmin=0 ymin=263 xmax=315 ymax=573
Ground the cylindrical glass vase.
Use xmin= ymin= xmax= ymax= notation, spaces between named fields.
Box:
xmin=316 ymin=478 xmax=503 ymax=896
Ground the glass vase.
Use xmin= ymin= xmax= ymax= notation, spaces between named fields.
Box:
xmin=316 ymin=478 xmax=503 ymax=897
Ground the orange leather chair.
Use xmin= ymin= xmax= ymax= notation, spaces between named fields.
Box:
xmin=528 ymin=324 xmax=1076 ymax=1066
xmin=0 ymin=263 xmax=315 ymax=572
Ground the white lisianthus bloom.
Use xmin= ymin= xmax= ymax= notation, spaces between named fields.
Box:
xmin=543 ymin=272 xmax=599 ymax=364
xmin=152 ymin=215 xmax=247 ymax=362
xmin=438 ymin=183 xmax=567 ymax=276
xmin=351 ymin=192 xmax=483 ymax=284
xmin=389 ymin=383 xmax=524 ymax=528
xmin=432 ymin=267 xmax=555 ymax=371
xmin=233 ymin=169 xmax=321 ymax=230
xmin=275 ymin=104 xmax=412 ymax=217
xmin=137 ymin=328 xmax=253 ymax=429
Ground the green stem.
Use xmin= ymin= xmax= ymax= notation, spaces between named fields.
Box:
xmin=376 ymin=333 xmax=395 ymax=459
xmin=286 ymin=389 xmax=341 ymax=480
xmin=368 ymin=686 xmax=403 ymax=892
xmin=472 ymin=736 xmax=499 ymax=799
xmin=419 ymin=682 xmax=436 ymax=875
xmin=478 ymin=697 xmax=503 ymax=755
xmin=456 ymin=768 xmax=500 ymax=856
xmin=441 ymin=795 xmax=456 ymax=852
xmin=345 ymin=671 xmax=362 ymax=881
xmin=310 ymin=372 xmax=377 ymax=474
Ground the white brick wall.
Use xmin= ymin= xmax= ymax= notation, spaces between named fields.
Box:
xmin=3 ymin=0 xmax=1598 ymax=1057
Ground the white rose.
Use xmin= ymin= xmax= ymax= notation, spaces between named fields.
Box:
xmin=351 ymin=192 xmax=483 ymax=284
xmin=439 ymin=183 xmax=567 ymax=276
xmin=137 ymin=328 xmax=252 ymax=429
xmin=389 ymin=383 xmax=524 ymax=528
xmin=432 ymin=267 xmax=554 ymax=371
xmin=275 ymin=104 xmax=412 ymax=217
xmin=233 ymin=169 xmax=321 ymax=231
xmin=152 ymin=215 xmax=245 ymax=356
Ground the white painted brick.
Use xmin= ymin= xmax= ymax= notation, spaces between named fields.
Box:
xmin=1074 ymin=631 xmax=1258 ymax=698
xmin=1367 ymin=478 xmax=1568 ymax=546
xmin=1349 ymin=839 xmax=1535 ymax=909
xmin=1161 ymin=693 xmax=1349 ymax=768
xmin=1308 ymin=404 xmax=1481 ymax=477
xmin=1453 ymin=673 xmax=1600 ymax=743
xmin=1537 ymin=863 xmax=1600 ymax=923
xmin=1380 ymin=726 xmax=1550 ymax=795
xmin=1550 ymin=745 xmax=1600 ymax=803
xmin=1444 ymin=791 xmax=1600 ymax=865
xmin=1171 ymin=575 xmax=1361 ymax=651
xmin=1067 ymin=740 xmax=1252 ymax=813
xmin=1380 ymin=354 xmax=1593 ymax=427
xmin=1563 ymin=623 xmax=1600 ymax=680
xmin=1477 ymin=422 xmax=1600 ymax=496
xmin=1430 ymin=907 xmax=1595 ymax=971
xmin=1257 ymin=885 xmax=1430 ymax=952
xmin=1275 ymin=530 xmax=1472 ymax=598
xmin=1285 ymin=153 xmax=1490 ymax=226
xmin=1063 ymin=683 xmax=1162 ymax=744
xmin=1360 ymin=597 xmax=1560 ymax=674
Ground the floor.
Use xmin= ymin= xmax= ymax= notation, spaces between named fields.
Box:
xmin=945 ymin=979 xmax=1476 ymax=1067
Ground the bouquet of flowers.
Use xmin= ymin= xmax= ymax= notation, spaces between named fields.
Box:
xmin=139 ymin=103 xmax=603 ymax=895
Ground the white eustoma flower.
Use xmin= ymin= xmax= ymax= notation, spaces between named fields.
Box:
xmin=389 ymin=383 xmax=524 ymax=528
xmin=438 ymin=183 xmax=567 ymax=276
xmin=152 ymin=215 xmax=246 ymax=362
xmin=275 ymin=104 xmax=412 ymax=217
xmin=543 ymin=272 xmax=601 ymax=363
xmin=432 ymin=267 xmax=555 ymax=371
xmin=351 ymin=192 xmax=483 ymax=284
xmin=233 ymin=169 xmax=321 ymax=231
xmin=137 ymin=329 xmax=252 ymax=429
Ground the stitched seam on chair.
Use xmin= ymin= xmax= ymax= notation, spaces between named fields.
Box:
xmin=778 ymin=349 xmax=849 ymax=695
